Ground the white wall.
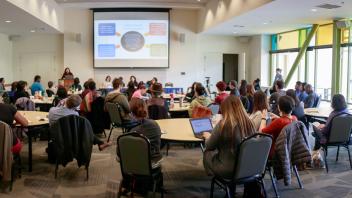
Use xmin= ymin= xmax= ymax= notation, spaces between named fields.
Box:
xmin=0 ymin=33 xmax=13 ymax=83
xmin=63 ymin=9 xmax=251 ymax=90
xmin=12 ymin=34 xmax=63 ymax=88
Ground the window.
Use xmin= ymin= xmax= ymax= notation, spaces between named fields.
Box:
xmin=271 ymin=52 xmax=301 ymax=88
xmin=315 ymin=48 xmax=332 ymax=100
xmin=306 ymin=50 xmax=316 ymax=86
xmin=277 ymin=31 xmax=299 ymax=50
xmin=316 ymin=24 xmax=333 ymax=46
xmin=341 ymin=47 xmax=349 ymax=100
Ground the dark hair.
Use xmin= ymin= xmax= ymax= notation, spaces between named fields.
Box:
xmin=11 ymin=81 xmax=17 ymax=91
xmin=246 ymin=84 xmax=255 ymax=97
xmin=195 ymin=85 xmax=206 ymax=96
xmin=16 ymin=81 xmax=26 ymax=91
xmin=278 ymin=96 xmax=294 ymax=114
xmin=130 ymin=76 xmax=137 ymax=82
xmin=129 ymin=98 xmax=148 ymax=118
xmin=87 ymin=81 xmax=96 ymax=90
xmin=127 ymin=81 xmax=135 ymax=89
xmin=302 ymin=82 xmax=307 ymax=91
xmin=331 ymin=94 xmax=347 ymax=111
xmin=105 ymin=75 xmax=111 ymax=81
xmin=66 ymin=94 xmax=82 ymax=109
xmin=239 ymin=80 xmax=247 ymax=96
xmin=286 ymin=89 xmax=300 ymax=107
xmin=83 ymin=81 xmax=89 ymax=89
xmin=138 ymin=82 xmax=146 ymax=89
xmin=56 ymin=86 xmax=68 ymax=99
xmin=112 ymin=78 xmax=121 ymax=89
xmin=275 ymin=80 xmax=284 ymax=89
xmin=296 ymin=81 xmax=302 ymax=86
xmin=254 ymin=78 xmax=260 ymax=83
xmin=74 ymin=77 xmax=80 ymax=84
xmin=253 ymin=91 xmax=268 ymax=112
xmin=34 ymin=75 xmax=41 ymax=82
xmin=304 ymin=84 xmax=313 ymax=93
xmin=229 ymin=80 xmax=237 ymax=88
xmin=276 ymin=68 xmax=282 ymax=72
xmin=0 ymin=78 xmax=4 ymax=83
xmin=48 ymin=81 xmax=54 ymax=88
xmin=216 ymin=81 xmax=227 ymax=91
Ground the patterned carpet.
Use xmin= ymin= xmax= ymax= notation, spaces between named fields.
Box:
xmin=2 ymin=128 xmax=352 ymax=198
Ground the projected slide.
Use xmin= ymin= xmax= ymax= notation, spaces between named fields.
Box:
xmin=94 ymin=19 xmax=169 ymax=68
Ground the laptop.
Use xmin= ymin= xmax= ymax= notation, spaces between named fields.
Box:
xmin=189 ymin=118 xmax=213 ymax=139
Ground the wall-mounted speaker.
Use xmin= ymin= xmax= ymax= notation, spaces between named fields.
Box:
xmin=179 ymin=33 xmax=186 ymax=43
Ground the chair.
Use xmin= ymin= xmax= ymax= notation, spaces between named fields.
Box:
xmin=106 ymin=102 xmax=133 ymax=142
xmin=208 ymin=104 xmax=220 ymax=115
xmin=148 ymin=105 xmax=169 ymax=120
xmin=321 ymin=114 xmax=352 ymax=173
xmin=313 ymin=95 xmax=321 ymax=108
xmin=210 ymin=133 xmax=272 ymax=198
xmin=0 ymin=121 xmax=21 ymax=191
xmin=117 ymin=132 xmax=164 ymax=198
xmin=192 ymin=105 xmax=212 ymax=118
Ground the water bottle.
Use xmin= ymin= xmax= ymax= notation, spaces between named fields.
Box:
xmin=170 ymin=95 xmax=175 ymax=109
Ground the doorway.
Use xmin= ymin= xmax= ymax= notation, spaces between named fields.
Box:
xmin=223 ymin=54 xmax=239 ymax=83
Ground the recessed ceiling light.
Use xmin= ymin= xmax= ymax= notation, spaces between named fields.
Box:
xmin=197 ymin=0 xmax=201 ymax=2
xmin=30 ymin=30 xmax=36 ymax=33
xmin=5 ymin=20 xmax=12 ymax=23
xmin=263 ymin=22 xmax=268 ymax=25
xmin=311 ymin=8 xmax=317 ymax=12
xmin=233 ymin=32 xmax=238 ymax=34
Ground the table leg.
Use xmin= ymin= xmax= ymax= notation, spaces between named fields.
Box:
xmin=28 ymin=129 xmax=33 ymax=172
xmin=200 ymin=143 xmax=205 ymax=152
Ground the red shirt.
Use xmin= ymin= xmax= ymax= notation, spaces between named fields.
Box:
xmin=262 ymin=116 xmax=297 ymax=157
xmin=215 ymin=92 xmax=229 ymax=104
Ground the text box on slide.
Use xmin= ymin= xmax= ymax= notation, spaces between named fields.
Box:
xmin=98 ymin=44 xmax=116 ymax=57
xmin=98 ymin=23 xmax=116 ymax=36
xmin=149 ymin=23 xmax=166 ymax=35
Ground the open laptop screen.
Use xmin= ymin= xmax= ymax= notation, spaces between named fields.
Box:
xmin=190 ymin=118 xmax=213 ymax=134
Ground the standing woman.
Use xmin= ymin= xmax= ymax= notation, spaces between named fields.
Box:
xmin=61 ymin=67 xmax=74 ymax=80
xmin=202 ymin=95 xmax=261 ymax=196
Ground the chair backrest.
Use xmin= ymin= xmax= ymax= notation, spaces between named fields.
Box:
xmin=15 ymin=97 xmax=35 ymax=111
xmin=328 ymin=114 xmax=352 ymax=143
xmin=0 ymin=121 xmax=14 ymax=181
xmin=208 ymin=104 xmax=220 ymax=115
xmin=234 ymin=133 xmax=272 ymax=180
xmin=192 ymin=105 xmax=212 ymax=118
xmin=105 ymin=102 xmax=123 ymax=125
xmin=148 ymin=105 xmax=169 ymax=120
xmin=313 ymin=95 xmax=321 ymax=108
xmin=117 ymin=132 xmax=152 ymax=176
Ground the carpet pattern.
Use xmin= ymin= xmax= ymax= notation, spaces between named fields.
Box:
xmin=2 ymin=128 xmax=352 ymax=198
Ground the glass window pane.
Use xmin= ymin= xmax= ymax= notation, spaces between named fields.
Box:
xmin=341 ymin=47 xmax=348 ymax=98
xmin=278 ymin=31 xmax=299 ymax=50
xmin=341 ymin=28 xmax=350 ymax=44
xmin=349 ymin=46 xmax=352 ymax=103
xmin=307 ymin=50 xmax=315 ymax=85
xmin=271 ymin=35 xmax=278 ymax=51
xmin=316 ymin=48 xmax=332 ymax=100
xmin=275 ymin=52 xmax=299 ymax=88
xmin=316 ymin=24 xmax=333 ymax=46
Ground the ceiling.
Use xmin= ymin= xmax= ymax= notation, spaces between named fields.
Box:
xmin=0 ymin=1 xmax=60 ymax=36
xmin=55 ymin=0 xmax=209 ymax=9
xmin=205 ymin=0 xmax=352 ymax=36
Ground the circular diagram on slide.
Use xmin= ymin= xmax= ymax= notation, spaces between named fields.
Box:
xmin=121 ymin=31 xmax=145 ymax=52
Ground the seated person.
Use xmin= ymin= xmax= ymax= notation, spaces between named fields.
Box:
xmin=8 ymin=81 xmax=17 ymax=104
xmin=132 ymin=83 xmax=149 ymax=100
xmin=188 ymin=84 xmax=212 ymax=117
xmin=71 ymin=77 xmax=82 ymax=91
xmin=80 ymin=80 xmax=98 ymax=114
xmin=0 ymin=78 xmax=5 ymax=92
xmin=303 ymin=84 xmax=317 ymax=108
xmin=46 ymin=81 xmax=56 ymax=97
xmin=259 ymin=96 xmax=297 ymax=157
xmin=0 ymin=101 xmax=29 ymax=154
xmin=128 ymin=98 xmax=162 ymax=161
xmin=250 ymin=91 xmax=269 ymax=131
xmin=125 ymin=81 xmax=136 ymax=101
xmin=312 ymin=94 xmax=350 ymax=151
xmin=202 ymin=96 xmax=261 ymax=196
xmin=299 ymin=82 xmax=308 ymax=102
xmin=30 ymin=75 xmax=45 ymax=96
xmin=286 ymin=89 xmax=305 ymax=121
xmin=228 ymin=80 xmax=240 ymax=96
xmin=269 ymin=92 xmax=280 ymax=116
xmin=49 ymin=94 xmax=111 ymax=150
xmin=147 ymin=83 xmax=167 ymax=108
xmin=185 ymin=82 xmax=201 ymax=102
xmin=53 ymin=86 xmax=68 ymax=107
xmin=246 ymin=84 xmax=255 ymax=114
xmin=214 ymin=81 xmax=229 ymax=105
xmin=105 ymin=78 xmax=132 ymax=122
xmin=14 ymin=81 xmax=30 ymax=102
xmin=274 ymin=80 xmax=286 ymax=96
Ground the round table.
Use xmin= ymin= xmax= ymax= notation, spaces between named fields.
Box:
xmin=18 ymin=111 xmax=49 ymax=172
xmin=162 ymin=94 xmax=185 ymax=99
xmin=304 ymin=107 xmax=333 ymax=119
xmin=168 ymin=103 xmax=190 ymax=112
xmin=156 ymin=118 xmax=203 ymax=155
xmin=31 ymin=98 xmax=54 ymax=112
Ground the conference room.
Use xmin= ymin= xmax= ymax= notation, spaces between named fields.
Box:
xmin=1 ymin=0 xmax=352 ymax=197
